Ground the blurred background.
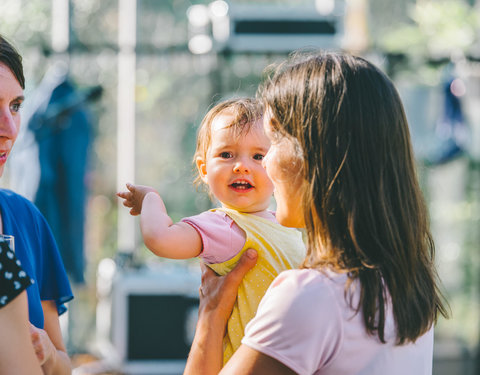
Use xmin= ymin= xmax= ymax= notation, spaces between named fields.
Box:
xmin=0 ymin=0 xmax=479 ymax=374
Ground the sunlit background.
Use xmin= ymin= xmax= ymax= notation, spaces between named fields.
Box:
xmin=0 ymin=0 xmax=479 ymax=374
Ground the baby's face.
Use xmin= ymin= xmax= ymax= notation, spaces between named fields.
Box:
xmin=197 ymin=113 xmax=274 ymax=213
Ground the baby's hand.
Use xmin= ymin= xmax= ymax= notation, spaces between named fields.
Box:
xmin=117 ymin=183 xmax=158 ymax=216
xmin=29 ymin=323 xmax=55 ymax=366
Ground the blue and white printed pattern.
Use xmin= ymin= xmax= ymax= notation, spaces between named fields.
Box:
xmin=0 ymin=241 xmax=33 ymax=308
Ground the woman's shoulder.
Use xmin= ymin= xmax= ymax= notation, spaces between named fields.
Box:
xmin=0 ymin=189 xmax=37 ymax=211
xmin=251 ymin=268 xmax=346 ymax=324
xmin=0 ymin=189 xmax=42 ymax=214
xmin=244 ymin=268 xmax=346 ymax=372
xmin=0 ymin=189 xmax=46 ymax=230
xmin=273 ymin=268 xmax=348 ymax=290
xmin=0 ymin=188 xmax=33 ymax=204
xmin=0 ymin=188 xmax=24 ymax=200
xmin=265 ymin=268 xmax=348 ymax=313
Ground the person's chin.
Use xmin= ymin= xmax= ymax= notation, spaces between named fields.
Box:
xmin=225 ymin=203 xmax=255 ymax=213
xmin=277 ymin=211 xmax=304 ymax=228
xmin=276 ymin=213 xmax=291 ymax=227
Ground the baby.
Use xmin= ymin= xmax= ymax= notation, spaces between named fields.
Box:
xmin=117 ymin=97 xmax=305 ymax=363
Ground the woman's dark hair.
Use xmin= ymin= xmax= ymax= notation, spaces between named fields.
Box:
xmin=259 ymin=51 xmax=449 ymax=344
xmin=0 ymin=35 xmax=25 ymax=89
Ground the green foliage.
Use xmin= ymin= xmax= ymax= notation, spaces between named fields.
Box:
xmin=379 ymin=0 xmax=480 ymax=82
xmin=0 ymin=1 xmax=50 ymax=46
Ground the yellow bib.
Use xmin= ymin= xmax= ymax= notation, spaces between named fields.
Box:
xmin=207 ymin=207 xmax=306 ymax=364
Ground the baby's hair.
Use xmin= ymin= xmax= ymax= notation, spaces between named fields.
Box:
xmin=193 ymin=97 xmax=263 ymax=188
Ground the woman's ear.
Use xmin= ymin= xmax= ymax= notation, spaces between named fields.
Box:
xmin=196 ymin=156 xmax=208 ymax=183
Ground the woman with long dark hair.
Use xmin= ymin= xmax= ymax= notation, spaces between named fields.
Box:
xmin=184 ymin=51 xmax=448 ymax=374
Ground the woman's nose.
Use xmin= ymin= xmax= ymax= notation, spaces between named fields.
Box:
xmin=0 ymin=108 xmax=18 ymax=139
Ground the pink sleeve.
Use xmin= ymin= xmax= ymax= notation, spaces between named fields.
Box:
xmin=181 ymin=210 xmax=245 ymax=264
xmin=242 ymin=270 xmax=343 ymax=374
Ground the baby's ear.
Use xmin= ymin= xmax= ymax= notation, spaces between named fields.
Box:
xmin=195 ymin=156 xmax=208 ymax=183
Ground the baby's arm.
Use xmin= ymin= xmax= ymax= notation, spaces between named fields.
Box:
xmin=117 ymin=183 xmax=202 ymax=259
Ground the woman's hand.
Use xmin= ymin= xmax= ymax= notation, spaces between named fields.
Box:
xmin=117 ymin=183 xmax=158 ymax=215
xmin=184 ymin=249 xmax=258 ymax=375
xmin=29 ymin=323 xmax=57 ymax=366
xmin=199 ymin=248 xmax=258 ymax=328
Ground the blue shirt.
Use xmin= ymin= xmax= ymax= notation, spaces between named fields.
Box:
xmin=0 ymin=189 xmax=73 ymax=328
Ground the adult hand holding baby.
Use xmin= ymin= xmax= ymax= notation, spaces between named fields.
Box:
xmin=199 ymin=249 xmax=258 ymax=328
xmin=185 ymin=249 xmax=258 ymax=374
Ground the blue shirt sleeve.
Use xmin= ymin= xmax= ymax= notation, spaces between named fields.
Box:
xmin=0 ymin=189 xmax=73 ymax=328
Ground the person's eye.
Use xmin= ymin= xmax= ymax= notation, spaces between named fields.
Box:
xmin=10 ymin=102 xmax=23 ymax=113
xmin=220 ymin=152 xmax=232 ymax=159
xmin=253 ymin=153 xmax=264 ymax=161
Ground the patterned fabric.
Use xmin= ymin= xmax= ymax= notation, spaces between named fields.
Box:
xmin=0 ymin=240 xmax=34 ymax=308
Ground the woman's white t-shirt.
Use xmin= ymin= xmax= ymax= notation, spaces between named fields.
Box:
xmin=242 ymin=268 xmax=434 ymax=375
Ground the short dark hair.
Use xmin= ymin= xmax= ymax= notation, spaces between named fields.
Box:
xmin=0 ymin=35 xmax=25 ymax=89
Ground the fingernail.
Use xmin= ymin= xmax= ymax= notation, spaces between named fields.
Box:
xmin=246 ymin=249 xmax=257 ymax=259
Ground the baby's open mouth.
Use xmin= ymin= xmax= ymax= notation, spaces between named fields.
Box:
xmin=230 ymin=181 xmax=253 ymax=190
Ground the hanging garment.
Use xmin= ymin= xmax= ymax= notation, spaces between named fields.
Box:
xmin=28 ymin=77 xmax=100 ymax=284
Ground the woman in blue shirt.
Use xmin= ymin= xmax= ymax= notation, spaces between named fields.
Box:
xmin=0 ymin=35 xmax=73 ymax=374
